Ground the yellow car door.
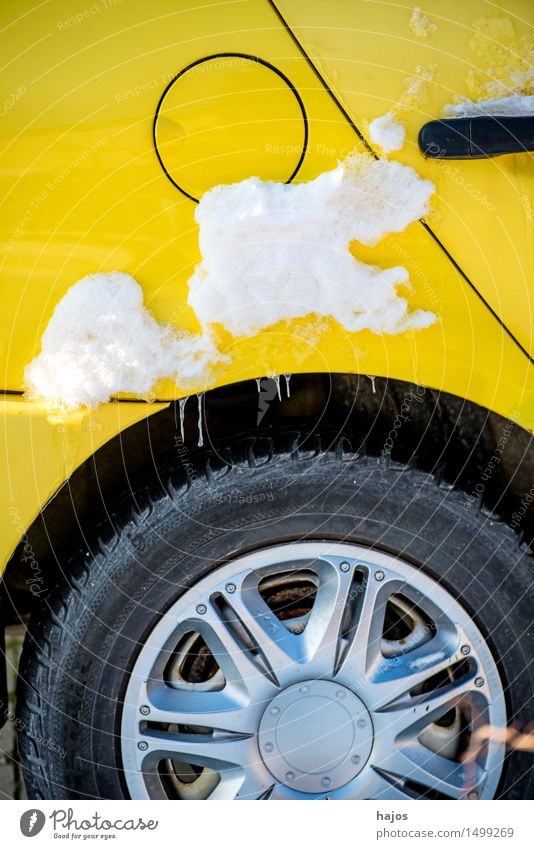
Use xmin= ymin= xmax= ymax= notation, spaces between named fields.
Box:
xmin=273 ymin=0 xmax=534 ymax=357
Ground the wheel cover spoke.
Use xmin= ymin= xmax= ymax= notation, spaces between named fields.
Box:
xmin=139 ymin=727 xmax=255 ymax=770
xmin=336 ymin=570 xmax=400 ymax=680
xmin=212 ymin=577 xmax=308 ymax=688
xmin=374 ymin=747 xmax=474 ymax=799
xmin=140 ymin=681 xmax=257 ymax=735
xmin=373 ymin=670 xmax=481 ymax=738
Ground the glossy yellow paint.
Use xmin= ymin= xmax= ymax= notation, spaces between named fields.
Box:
xmin=1 ymin=0 xmax=534 ymax=571
xmin=154 ymin=54 xmax=308 ymax=200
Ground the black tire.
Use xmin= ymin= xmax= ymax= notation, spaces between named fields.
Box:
xmin=16 ymin=435 xmax=534 ymax=799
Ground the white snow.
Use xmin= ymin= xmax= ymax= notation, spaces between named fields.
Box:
xmin=24 ymin=272 xmax=222 ymax=409
xmin=401 ymin=64 xmax=438 ymax=109
xmin=369 ymin=112 xmax=406 ymax=152
xmin=444 ymin=93 xmax=534 ymax=117
xmin=188 ymin=152 xmax=435 ymax=337
xmin=409 ymin=7 xmax=437 ymax=39
xmin=26 ymin=152 xmax=437 ymax=410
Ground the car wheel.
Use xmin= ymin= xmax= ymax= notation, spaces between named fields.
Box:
xmin=17 ymin=436 xmax=533 ymax=799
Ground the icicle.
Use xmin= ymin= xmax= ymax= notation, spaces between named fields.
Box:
xmin=284 ymin=374 xmax=292 ymax=398
xmin=178 ymin=397 xmax=188 ymax=443
xmin=271 ymin=375 xmax=281 ymax=401
xmin=366 ymin=375 xmax=376 ymax=394
xmin=255 ymin=377 xmax=262 ymax=393
xmin=196 ymin=393 xmax=205 ymax=447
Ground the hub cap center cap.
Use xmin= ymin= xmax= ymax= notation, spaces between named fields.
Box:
xmin=258 ymin=680 xmax=373 ymax=793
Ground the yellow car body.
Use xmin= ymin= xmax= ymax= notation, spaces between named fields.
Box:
xmin=1 ymin=0 xmax=534 ymax=575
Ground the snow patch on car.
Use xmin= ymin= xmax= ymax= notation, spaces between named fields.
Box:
xmin=445 ymin=16 xmax=534 ymax=115
xmin=24 ymin=272 xmax=222 ymax=409
xmin=26 ymin=152 xmax=436 ymax=409
xmin=444 ymin=93 xmax=534 ymax=117
xmin=188 ymin=153 xmax=435 ymax=337
xmin=399 ymin=64 xmax=438 ymax=111
xmin=464 ymin=16 xmax=534 ymax=102
xmin=409 ymin=7 xmax=438 ymax=39
xmin=369 ymin=112 xmax=406 ymax=152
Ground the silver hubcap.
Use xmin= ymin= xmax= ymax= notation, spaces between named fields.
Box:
xmin=258 ymin=680 xmax=373 ymax=792
xmin=121 ymin=542 xmax=507 ymax=800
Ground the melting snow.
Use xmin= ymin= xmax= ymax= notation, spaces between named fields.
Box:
xmin=272 ymin=374 xmax=282 ymax=401
xmin=26 ymin=152 xmax=436 ymax=410
xmin=444 ymin=93 xmax=534 ymax=117
xmin=188 ymin=153 xmax=435 ymax=337
xmin=178 ymin=396 xmax=188 ymax=442
xmin=399 ymin=64 xmax=438 ymax=112
xmin=366 ymin=374 xmax=377 ymax=394
xmin=196 ymin=392 xmax=205 ymax=447
xmin=24 ymin=272 xmax=222 ymax=409
xmin=284 ymin=373 xmax=292 ymax=398
xmin=369 ymin=112 xmax=406 ymax=152
xmin=409 ymin=7 xmax=437 ymax=39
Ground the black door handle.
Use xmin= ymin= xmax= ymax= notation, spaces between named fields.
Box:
xmin=419 ymin=116 xmax=534 ymax=159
